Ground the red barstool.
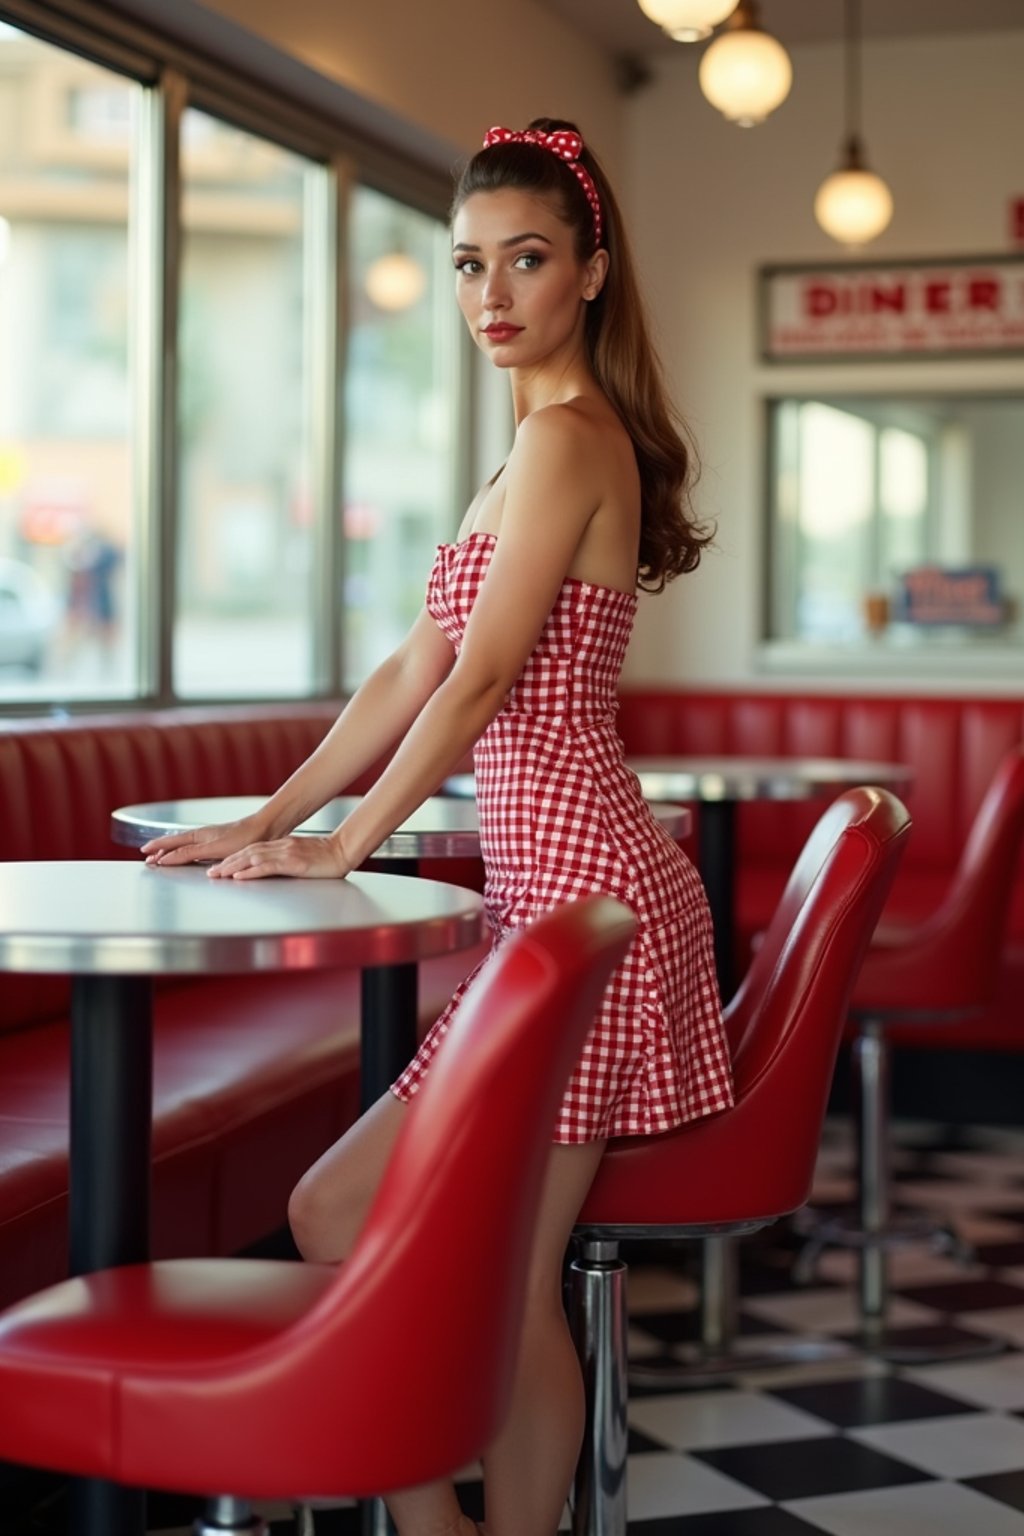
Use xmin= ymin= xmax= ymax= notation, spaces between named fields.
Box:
xmin=0 ymin=897 xmax=635 ymax=1535
xmin=793 ymin=744 xmax=1024 ymax=1360
xmin=569 ymin=787 xmax=911 ymax=1536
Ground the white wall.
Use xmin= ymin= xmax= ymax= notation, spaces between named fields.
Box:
xmin=622 ymin=29 xmax=1024 ymax=692
xmin=196 ymin=0 xmax=624 ymax=174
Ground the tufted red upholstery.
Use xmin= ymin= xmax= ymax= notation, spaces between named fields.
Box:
xmin=618 ymin=689 xmax=1024 ymax=1050
xmin=0 ymin=705 xmax=486 ymax=1309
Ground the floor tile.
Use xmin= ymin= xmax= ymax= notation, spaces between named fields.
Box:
xmin=972 ymin=1240 xmax=1024 ymax=1266
xmin=848 ymin=1411 xmax=1024 ymax=1478
xmin=627 ymin=1265 xmax=699 ymax=1313
xmin=628 ymin=1324 xmax=668 ymax=1359
xmin=623 ymin=1451 xmax=767 ymax=1519
xmin=731 ymin=1356 xmax=889 ymax=1393
xmin=785 ymin=1479 xmax=1024 ymax=1536
xmin=814 ymin=1246 xmax=983 ymax=1289
xmin=767 ymin=1373 xmax=978 ymax=1427
xmin=896 ymin=1279 xmax=1024 ymax=1312
xmin=629 ymin=1510 xmax=825 ymax=1535
xmin=630 ymin=1307 xmax=793 ymax=1344
xmin=691 ymin=1436 xmax=928 ymax=1502
xmin=958 ymin=1306 xmax=1024 ymax=1344
xmin=899 ymin=1182 xmax=1024 ymax=1213
xmin=902 ymin=1353 xmax=1024 ymax=1410
xmin=628 ymin=1389 xmax=834 ymax=1451
xmin=741 ymin=1289 xmax=939 ymax=1336
xmin=963 ymin=1469 xmax=1024 ymax=1515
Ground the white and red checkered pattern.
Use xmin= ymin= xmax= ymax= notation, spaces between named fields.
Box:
xmin=392 ymin=532 xmax=733 ymax=1142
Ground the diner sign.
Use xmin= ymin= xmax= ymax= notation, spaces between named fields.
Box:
xmin=761 ymin=257 xmax=1024 ymax=360
xmin=894 ymin=566 xmax=1005 ymax=628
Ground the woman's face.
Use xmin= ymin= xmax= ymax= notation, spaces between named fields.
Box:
xmin=451 ymin=188 xmax=606 ymax=370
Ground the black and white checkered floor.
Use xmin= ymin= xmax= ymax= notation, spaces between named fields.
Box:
xmin=11 ymin=1120 xmax=1024 ymax=1535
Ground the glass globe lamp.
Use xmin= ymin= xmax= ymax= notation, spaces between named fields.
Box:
xmin=815 ymin=139 xmax=893 ymax=245
xmin=635 ymin=0 xmax=738 ymax=42
xmin=365 ymin=252 xmax=427 ymax=312
xmin=698 ymin=2 xmax=792 ymax=126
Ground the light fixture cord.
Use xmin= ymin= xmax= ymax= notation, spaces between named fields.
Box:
xmin=845 ymin=0 xmax=861 ymax=146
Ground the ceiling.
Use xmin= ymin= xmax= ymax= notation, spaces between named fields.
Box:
xmin=540 ymin=0 xmax=1024 ymax=60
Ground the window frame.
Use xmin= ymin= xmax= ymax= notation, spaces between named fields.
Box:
xmin=0 ymin=0 xmax=469 ymax=713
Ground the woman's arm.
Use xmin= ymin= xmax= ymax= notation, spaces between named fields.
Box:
xmin=212 ymin=405 xmax=607 ymax=880
xmin=144 ymin=606 xmax=456 ymax=865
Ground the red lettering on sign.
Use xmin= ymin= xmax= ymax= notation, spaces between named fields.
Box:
xmin=806 ymin=285 xmax=837 ymax=317
xmin=925 ymin=281 xmax=951 ymax=313
xmin=1011 ymin=198 xmax=1024 ymax=245
xmin=968 ymin=278 xmax=1000 ymax=311
xmin=870 ymin=283 xmax=906 ymax=313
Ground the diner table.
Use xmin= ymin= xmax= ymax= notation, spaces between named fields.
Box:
xmin=624 ymin=757 xmax=913 ymax=996
xmin=113 ymin=794 xmax=691 ymax=1106
xmin=0 ymin=859 xmax=484 ymax=1536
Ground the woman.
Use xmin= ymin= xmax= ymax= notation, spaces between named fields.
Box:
xmin=143 ymin=119 xmax=733 ymax=1536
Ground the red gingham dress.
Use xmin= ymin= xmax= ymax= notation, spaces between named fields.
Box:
xmin=391 ymin=532 xmax=734 ymax=1143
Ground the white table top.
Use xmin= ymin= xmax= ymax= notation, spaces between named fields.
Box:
xmin=111 ymin=793 xmax=693 ymax=850
xmin=0 ymin=862 xmax=485 ymax=976
xmin=111 ymin=795 xmax=484 ymax=858
xmin=625 ymin=756 xmax=914 ymax=804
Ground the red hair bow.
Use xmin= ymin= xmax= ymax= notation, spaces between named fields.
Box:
xmin=482 ymin=126 xmax=603 ymax=248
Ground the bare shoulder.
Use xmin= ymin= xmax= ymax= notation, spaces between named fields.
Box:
xmin=510 ymin=398 xmax=630 ymax=489
xmin=516 ymin=398 xmax=621 ymax=453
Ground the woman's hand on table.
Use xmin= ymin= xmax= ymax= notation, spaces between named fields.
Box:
xmin=206 ymin=833 xmax=352 ymax=881
xmin=142 ymin=815 xmax=271 ymax=868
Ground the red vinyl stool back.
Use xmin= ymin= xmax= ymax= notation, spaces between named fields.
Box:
xmin=852 ymin=742 xmax=1024 ymax=1014
xmin=570 ymin=788 xmax=911 ymax=1536
xmin=577 ymin=787 xmax=912 ymax=1231
xmin=800 ymin=744 xmax=1024 ymax=1337
xmin=0 ymin=896 xmax=635 ymax=1507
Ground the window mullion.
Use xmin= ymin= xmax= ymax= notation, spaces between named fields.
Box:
xmin=131 ymin=65 xmax=184 ymax=704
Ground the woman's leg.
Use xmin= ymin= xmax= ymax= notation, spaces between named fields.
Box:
xmin=288 ymin=1090 xmax=407 ymax=1264
xmin=289 ymin=1094 xmax=472 ymax=1536
xmin=289 ymin=1102 xmax=604 ymax=1536
xmin=481 ymin=1138 xmax=606 ymax=1536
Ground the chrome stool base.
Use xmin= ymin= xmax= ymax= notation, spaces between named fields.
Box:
xmin=629 ymin=1234 xmax=850 ymax=1388
xmin=193 ymin=1496 xmax=268 ymax=1534
xmin=792 ymin=1208 xmax=975 ymax=1286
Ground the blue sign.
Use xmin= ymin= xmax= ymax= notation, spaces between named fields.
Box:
xmin=894 ymin=566 xmax=1005 ymax=628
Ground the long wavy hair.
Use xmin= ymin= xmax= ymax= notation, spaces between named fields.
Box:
xmin=452 ymin=116 xmax=712 ymax=590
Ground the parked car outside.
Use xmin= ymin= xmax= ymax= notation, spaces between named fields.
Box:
xmin=0 ymin=557 xmax=59 ymax=671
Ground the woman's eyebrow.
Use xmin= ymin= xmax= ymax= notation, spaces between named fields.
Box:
xmin=452 ymin=231 xmax=555 ymax=252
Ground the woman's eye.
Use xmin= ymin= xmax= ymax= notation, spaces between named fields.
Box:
xmin=454 ymin=259 xmax=482 ymax=276
xmin=514 ymin=252 xmax=542 ymax=270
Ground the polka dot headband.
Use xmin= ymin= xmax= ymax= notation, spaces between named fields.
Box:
xmin=482 ymin=126 xmax=604 ymax=250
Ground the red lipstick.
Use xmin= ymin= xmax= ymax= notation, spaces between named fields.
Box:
xmin=482 ymin=324 xmax=523 ymax=342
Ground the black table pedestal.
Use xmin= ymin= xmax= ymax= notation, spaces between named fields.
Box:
xmin=697 ymin=801 xmax=736 ymax=1001
xmin=70 ymin=974 xmax=153 ymax=1536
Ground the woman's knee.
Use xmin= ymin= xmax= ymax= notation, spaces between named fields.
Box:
xmin=288 ymin=1092 xmax=408 ymax=1262
xmin=287 ymin=1162 xmax=358 ymax=1262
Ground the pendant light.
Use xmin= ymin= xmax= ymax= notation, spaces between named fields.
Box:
xmin=635 ymin=0 xmax=738 ymax=42
xmin=814 ymin=0 xmax=893 ymax=245
xmin=698 ymin=0 xmax=792 ymax=126
xmin=365 ymin=250 xmax=426 ymax=311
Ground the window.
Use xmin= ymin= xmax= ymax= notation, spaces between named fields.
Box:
xmin=173 ymin=109 xmax=320 ymax=698
xmin=767 ymin=396 xmax=1024 ymax=654
xmin=343 ymin=187 xmax=460 ymax=688
xmin=0 ymin=25 xmax=138 ymax=700
xmin=0 ymin=7 xmax=465 ymax=709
